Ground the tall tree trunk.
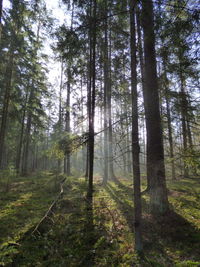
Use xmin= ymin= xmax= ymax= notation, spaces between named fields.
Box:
xmin=58 ymin=59 xmax=63 ymax=172
xmin=87 ymin=0 xmax=96 ymax=199
xmin=85 ymin=62 xmax=90 ymax=180
xmin=103 ymin=1 xmax=108 ymax=184
xmin=16 ymin=90 xmax=28 ymax=174
xmin=162 ymin=59 xmax=176 ymax=180
xmin=80 ymin=75 xmax=86 ymax=173
xmin=22 ymin=110 xmax=32 ymax=176
xmin=63 ymin=4 xmax=75 ymax=176
xmin=64 ymin=68 xmax=71 ymax=176
xmin=0 ymin=49 xmax=14 ymax=169
xmin=141 ymin=0 xmax=169 ymax=214
xmin=130 ymin=0 xmax=143 ymax=252
xmin=136 ymin=9 xmax=150 ymax=191
xmin=107 ymin=26 xmax=115 ymax=179
xmin=165 ymin=91 xmax=176 ymax=180
xmin=21 ymin=83 xmax=34 ymax=176
xmin=21 ymin=15 xmax=41 ymax=176
xmin=126 ymin=122 xmax=132 ymax=174
xmin=99 ymin=69 xmax=104 ymax=174
xmin=186 ymin=119 xmax=193 ymax=149
xmin=179 ymin=63 xmax=189 ymax=177
xmin=0 ymin=0 xmax=3 ymax=42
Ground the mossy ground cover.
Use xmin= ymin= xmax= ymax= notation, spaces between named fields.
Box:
xmin=0 ymin=172 xmax=63 ymax=266
xmin=0 ymin=173 xmax=200 ymax=266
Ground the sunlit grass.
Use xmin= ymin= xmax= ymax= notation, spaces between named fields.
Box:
xmin=0 ymin=193 xmax=33 ymax=220
xmin=0 ymin=173 xmax=200 ymax=266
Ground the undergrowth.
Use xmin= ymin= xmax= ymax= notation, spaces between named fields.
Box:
xmin=0 ymin=172 xmax=200 ymax=266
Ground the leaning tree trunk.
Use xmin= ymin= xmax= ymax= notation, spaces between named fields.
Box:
xmin=130 ymin=0 xmax=143 ymax=252
xmin=141 ymin=0 xmax=169 ymax=214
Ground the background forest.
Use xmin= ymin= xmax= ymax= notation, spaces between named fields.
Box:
xmin=0 ymin=0 xmax=199 ymax=266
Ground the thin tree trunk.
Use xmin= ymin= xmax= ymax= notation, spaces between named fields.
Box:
xmin=179 ymin=65 xmax=188 ymax=177
xmin=163 ymin=60 xmax=176 ymax=180
xmin=0 ymin=0 xmax=3 ymax=42
xmin=87 ymin=0 xmax=96 ymax=199
xmin=99 ymin=68 xmax=104 ymax=174
xmin=103 ymin=1 xmax=108 ymax=183
xmin=166 ymin=91 xmax=176 ymax=180
xmin=22 ymin=111 xmax=32 ymax=175
xmin=187 ymin=119 xmax=193 ymax=149
xmin=21 ymin=88 xmax=34 ymax=177
xmin=107 ymin=26 xmax=115 ymax=179
xmin=64 ymin=68 xmax=71 ymax=176
xmin=136 ymin=9 xmax=150 ymax=191
xmin=130 ymin=0 xmax=143 ymax=252
xmin=80 ymin=76 xmax=86 ymax=173
xmin=126 ymin=116 xmax=132 ymax=174
xmin=16 ymin=90 xmax=28 ymax=174
xmin=63 ymin=5 xmax=75 ymax=176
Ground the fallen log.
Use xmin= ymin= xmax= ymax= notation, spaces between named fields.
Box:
xmin=31 ymin=177 xmax=66 ymax=235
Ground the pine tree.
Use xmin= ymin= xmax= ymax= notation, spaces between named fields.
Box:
xmin=141 ymin=0 xmax=169 ymax=214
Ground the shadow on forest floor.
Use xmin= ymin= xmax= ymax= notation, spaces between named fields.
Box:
xmin=12 ymin=178 xmax=117 ymax=267
xmin=2 ymin=175 xmax=200 ymax=266
xmin=105 ymin=177 xmax=200 ymax=265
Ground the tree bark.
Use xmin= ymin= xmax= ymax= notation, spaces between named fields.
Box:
xmin=179 ymin=61 xmax=188 ymax=177
xmin=130 ymin=0 xmax=143 ymax=252
xmin=22 ymin=112 xmax=32 ymax=175
xmin=103 ymin=0 xmax=108 ymax=184
xmin=16 ymin=89 xmax=28 ymax=174
xmin=0 ymin=0 xmax=3 ymax=42
xmin=21 ymin=87 xmax=33 ymax=176
xmin=136 ymin=9 xmax=150 ymax=190
xmin=165 ymin=90 xmax=176 ymax=180
xmin=141 ymin=0 xmax=169 ymax=214
xmin=162 ymin=58 xmax=176 ymax=180
xmin=0 ymin=48 xmax=14 ymax=169
xmin=57 ymin=59 xmax=63 ymax=172
xmin=64 ymin=68 xmax=71 ymax=176
xmin=107 ymin=24 xmax=115 ymax=179
xmin=87 ymin=0 xmax=96 ymax=199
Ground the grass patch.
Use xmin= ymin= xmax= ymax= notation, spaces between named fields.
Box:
xmin=0 ymin=174 xmax=200 ymax=266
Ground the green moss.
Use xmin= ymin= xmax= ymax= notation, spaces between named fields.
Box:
xmin=175 ymin=260 xmax=200 ymax=266
xmin=1 ymin=174 xmax=200 ymax=266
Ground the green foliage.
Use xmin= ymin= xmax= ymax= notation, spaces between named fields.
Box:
xmin=184 ymin=149 xmax=200 ymax=174
xmin=45 ymin=143 xmax=65 ymax=160
xmin=1 ymin=174 xmax=199 ymax=266
xmin=58 ymin=132 xmax=89 ymax=155
xmin=175 ymin=261 xmax=200 ymax=267
xmin=0 ymin=167 xmax=16 ymax=192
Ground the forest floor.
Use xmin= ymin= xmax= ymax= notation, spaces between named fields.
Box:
xmin=0 ymin=172 xmax=200 ymax=266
